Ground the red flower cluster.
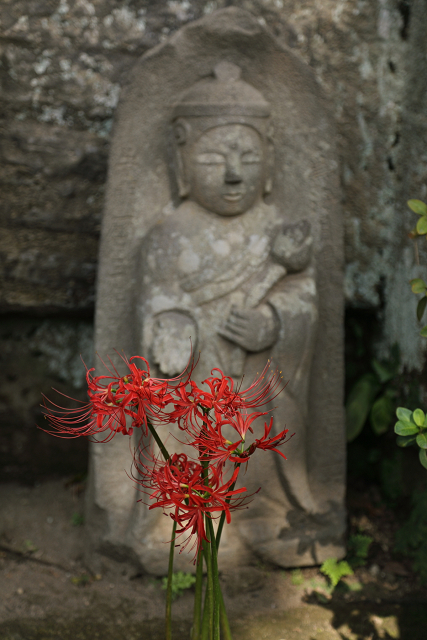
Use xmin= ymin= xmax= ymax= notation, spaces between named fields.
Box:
xmin=135 ymin=451 xmax=249 ymax=558
xmin=42 ymin=355 xmax=185 ymax=441
xmin=42 ymin=356 xmax=291 ymax=557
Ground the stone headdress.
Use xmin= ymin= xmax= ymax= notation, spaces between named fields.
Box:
xmin=173 ymin=61 xmax=271 ymax=141
xmin=172 ymin=61 xmax=273 ymax=196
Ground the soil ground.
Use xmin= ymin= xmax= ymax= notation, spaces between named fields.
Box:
xmin=0 ymin=477 xmax=426 ymax=640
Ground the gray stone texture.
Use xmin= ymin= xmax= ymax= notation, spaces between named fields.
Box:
xmin=1 ymin=0 xmax=426 ymax=368
xmin=89 ymin=7 xmax=345 ymax=573
xmin=0 ymin=0 xmax=426 ymax=563
xmin=0 ymin=315 xmax=92 ymax=481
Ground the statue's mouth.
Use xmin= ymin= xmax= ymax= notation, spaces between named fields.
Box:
xmin=223 ymin=192 xmax=244 ymax=202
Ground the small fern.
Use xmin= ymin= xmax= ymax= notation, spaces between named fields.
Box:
xmin=347 ymin=533 xmax=373 ymax=567
xmin=161 ymin=571 xmax=196 ymax=601
xmin=320 ymin=558 xmax=353 ymax=589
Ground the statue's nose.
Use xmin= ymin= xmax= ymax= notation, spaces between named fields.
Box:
xmin=224 ymin=152 xmax=242 ymax=183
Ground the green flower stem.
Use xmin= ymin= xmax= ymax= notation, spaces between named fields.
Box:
xmin=201 ymin=534 xmax=214 ymax=640
xmin=215 ymin=463 xmax=240 ymax=548
xmin=202 ymin=529 xmax=232 ymax=640
xmin=219 ymin=588 xmax=233 ymax=640
xmin=200 ymin=579 xmax=209 ymax=640
xmin=144 ymin=421 xmax=174 ymax=639
xmin=166 ymin=520 xmax=177 ymax=640
xmin=191 ymin=547 xmax=204 ymax=640
xmin=215 ymin=508 xmax=227 ymax=550
xmin=207 ymin=518 xmax=220 ymax=640
xmin=199 ymin=447 xmax=212 ymax=640
xmin=146 ymin=419 xmax=170 ymax=461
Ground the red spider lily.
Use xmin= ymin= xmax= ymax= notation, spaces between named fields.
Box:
xmin=185 ymin=415 xmax=244 ymax=470
xmin=235 ymin=361 xmax=285 ymax=407
xmin=168 ymin=380 xmax=208 ymax=431
xmin=41 ymin=354 xmax=192 ymax=441
xmin=217 ymin=409 xmax=269 ymax=441
xmin=247 ymin=417 xmax=293 ymax=459
xmin=197 ymin=362 xmax=285 ymax=422
xmin=134 ymin=450 xmax=248 ymax=560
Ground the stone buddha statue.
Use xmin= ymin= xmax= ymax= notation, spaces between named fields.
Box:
xmin=136 ymin=62 xmax=325 ymax=565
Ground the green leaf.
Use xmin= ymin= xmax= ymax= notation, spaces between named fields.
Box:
xmin=413 ymin=409 xmax=426 ymax=427
xmin=394 ymin=420 xmax=419 ymax=436
xmin=410 ymin=278 xmax=427 ymax=294
xmin=421 ymin=325 xmax=427 ymax=337
xmin=320 ymin=558 xmax=353 ymax=588
xmin=71 ymin=513 xmax=84 ymax=526
xmin=396 ymin=407 xmax=413 ymax=422
xmin=417 ymin=297 xmax=427 ymax=322
xmin=416 ymin=216 xmax=427 ymax=235
xmin=396 ymin=434 xmax=418 ymax=447
xmin=416 ymin=432 xmax=427 ymax=449
xmin=419 ymin=448 xmax=427 ymax=470
xmin=346 ymin=373 xmax=381 ymax=442
xmin=370 ymin=394 xmax=395 ymax=435
xmin=408 ymin=199 xmax=427 ymax=215
xmin=371 ymin=359 xmax=395 ymax=383
xmin=347 ymin=534 xmax=373 ymax=560
xmin=161 ymin=571 xmax=196 ymax=601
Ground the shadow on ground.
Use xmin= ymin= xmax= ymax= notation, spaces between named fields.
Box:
xmin=1 ymin=600 xmax=427 ymax=640
xmin=304 ymin=594 xmax=427 ymax=640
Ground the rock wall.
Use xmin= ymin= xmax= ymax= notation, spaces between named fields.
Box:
xmin=0 ymin=315 xmax=92 ymax=481
xmin=1 ymin=0 xmax=426 ymax=476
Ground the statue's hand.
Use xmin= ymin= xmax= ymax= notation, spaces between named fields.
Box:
xmin=218 ymin=304 xmax=279 ymax=352
xmin=152 ymin=311 xmax=196 ymax=376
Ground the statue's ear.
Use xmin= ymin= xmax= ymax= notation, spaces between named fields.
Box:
xmin=264 ymin=130 xmax=275 ymax=195
xmin=173 ymin=120 xmax=191 ymax=198
xmin=175 ymin=147 xmax=190 ymax=198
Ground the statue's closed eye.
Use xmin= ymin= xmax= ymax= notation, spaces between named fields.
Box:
xmin=196 ymin=153 xmax=225 ymax=165
xmin=241 ymin=152 xmax=261 ymax=164
xmin=197 ymin=151 xmax=261 ymax=165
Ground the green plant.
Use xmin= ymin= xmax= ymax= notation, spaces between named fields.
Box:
xmin=409 ymin=278 xmax=427 ymax=337
xmin=290 ymin=569 xmax=304 ymax=586
xmin=70 ymin=573 xmax=91 ymax=586
xmin=42 ymin=355 xmax=294 ymax=640
xmin=161 ymin=571 xmax=197 ymax=601
xmin=395 ymin=407 xmax=427 ymax=470
xmin=407 ymin=200 xmax=427 ymax=337
xmin=320 ymin=558 xmax=353 ymax=591
xmin=392 ymin=201 xmax=427 ymax=471
xmin=346 ymin=346 xmax=399 ymax=442
xmin=346 ymin=533 xmax=373 ymax=568
xmin=395 ymin=490 xmax=427 ymax=584
xmin=408 ymin=199 xmax=427 ymax=235
xmin=23 ymin=539 xmax=38 ymax=553
xmin=71 ymin=512 xmax=84 ymax=526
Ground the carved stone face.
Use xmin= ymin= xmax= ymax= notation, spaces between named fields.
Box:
xmin=183 ymin=124 xmax=266 ymax=216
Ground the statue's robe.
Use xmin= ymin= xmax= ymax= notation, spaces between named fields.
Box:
xmin=137 ymin=199 xmax=320 ymax=564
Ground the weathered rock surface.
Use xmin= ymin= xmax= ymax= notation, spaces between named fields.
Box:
xmin=0 ymin=315 xmax=92 ymax=481
xmin=1 ymin=1 xmax=426 ymax=481
xmin=1 ymin=0 xmax=426 ymax=366
xmin=90 ymin=6 xmax=345 ymax=573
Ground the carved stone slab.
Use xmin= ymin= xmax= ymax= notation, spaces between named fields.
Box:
xmin=88 ymin=7 xmax=345 ymax=575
